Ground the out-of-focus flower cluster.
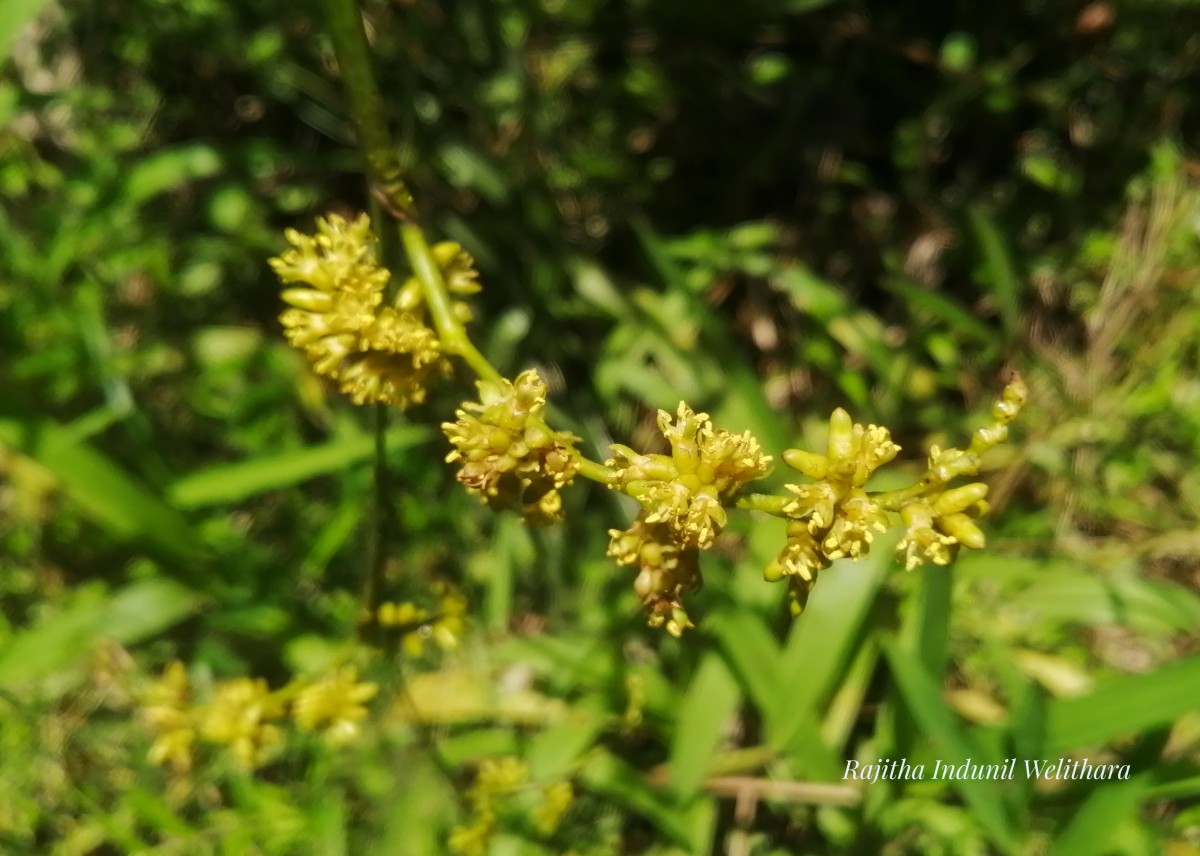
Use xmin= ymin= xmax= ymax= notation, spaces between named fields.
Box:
xmin=767 ymin=375 xmax=1028 ymax=614
xmin=443 ymin=369 xmax=581 ymax=524
xmin=606 ymin=404 xmax=772 ymax=634
xmin=269 ymin=213 xmax=479 ymax=408
xmin=374 ymin=581 xmax=469 ymax=656
xmin=140 ymin=662 xmax=378 ymax=773
xmin=448 ymin=756 xmax=575 ymax=856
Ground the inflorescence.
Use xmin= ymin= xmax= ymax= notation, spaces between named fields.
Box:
xmin=269 ymin=213 xmax=477 ymax=408
xmin=269 ymin=212 xmax=1027 ymax=635
xmin=141 ymin=661 xmax=379 ymax=772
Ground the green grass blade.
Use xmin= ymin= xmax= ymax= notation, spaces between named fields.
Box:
xmin=1047 ymin=773 xmax=1152 ymax=856
xmin=309 ymin=785 xmax=349 ymax=856
xmin=706 ymin=605 xmax=782 ymax=719
xmin=881 ymin=637 xmax=1022 ymax=854
xmin=580 ymin=749 xmax=693 ymax=847
xmin=669 ymin=651 xmax=742 ymax=800
xmin=967 ymin=205 xmax=1022 ymax=336
xmin=0 ymin=406 xmax=203 ymax=563
xmin=0 ymin=0 xmax=53 ymax=63
xmin=1043 ymin=654 xmax=1200 ymax=754
xmin=167 ymin=426 xmax=430 ymax=509
xmin=0 ymin=579 xmax=200 ymax=689
xmin=883 ymin=274 xmax=1002 ymax=346
xmin=770 ymin=542 xmax=895 ymax=771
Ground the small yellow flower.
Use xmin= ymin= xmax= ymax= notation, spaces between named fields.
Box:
xmin=199 ymin=677 xmax=285 ymax=769
xmin=896 ymin=483 xmax=989 ymax=571
xmin=769 ymin=410 xmax=898 ymax=612
xmin=141 ymin=661 xmax=196 ymax=773
xmin=448 ymin=813 xmax=495 ymax=856
xmin=378 ymin=601 xmax=432 ymax=656
xmin=292 ymin=666 xmax=379 ymax=745
xmin=431 ymin=582 xmax=468 ymax=651
xmin=532 ymin=781 xmax=574 ymax=835
xmin=475 ymin=756 xmax=529 ymax=795
xmin=443 ymin=369 xmax=580 ymax=522
xmin=608 ymin=513 xmax=700 ymax=634
xmin=270 ymin=212 xmax=450 ymax=409
xmin=607 ymin=403 xmax=771 ymax=550
xmin=270 ymin=213 xmax=389 ymax=378
xmin=430 ymin=241 xmax=482 ymax=295
xmin=377 ymin=585 xmax=468 ymax=654
xmin=335 ymin=308 xmax=449 ymax=408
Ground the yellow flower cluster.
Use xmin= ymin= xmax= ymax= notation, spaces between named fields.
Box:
xmin=766 ymin=408 xmax=899 ymax=613
xmin=140 ymin=660 xmax=195 ymax=772
xmin=292 ymin=666 xmax=379 ymax=745
xmin=607 ymin=403 xmax=772 ymax=633
xmin=607 ymin=517 xmax=700 ymax=636
xmin=449 ymin=757 xmax=529 ymax=856
xmin=894 ymin=374 xmax=1027 ymax=571
xmin=532 ymin=780 xmax=574 ymax=836
xmin=265 ymin=208 xmax=1027 ymax=635
xmin=609 ymin=404 xmax=773 ymax=549
xmin=766 ymin=375 xmax=1028 ymax=614
xmin=448 ymin=757 xmax=575 ymax=856
xmin=443 ymin=369 xmax=581 ymax=524
xmin=269 ymin=214 xmax=479 ymax=408
xmin=375 ymin=581 xmax=469 ymax=656
xmin=200 ymin=677 xmax=286 ymax=769
xmin=142 ymin=661 xmax=378 ymax=771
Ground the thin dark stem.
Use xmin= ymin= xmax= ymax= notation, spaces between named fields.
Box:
xmin=320 ymin=0 xmax=418 ymax=223
xmin=321 ymin=0 xmax=406 ymax=640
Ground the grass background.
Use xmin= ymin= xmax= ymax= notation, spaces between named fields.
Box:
xmin=1 ymin=0 xmax=1199 ymax=853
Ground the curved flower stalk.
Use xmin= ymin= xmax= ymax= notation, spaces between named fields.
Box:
xmin=757 ymin=375 xmax=1028 ymax=614
xmin=269 ymin=210 xmax=1025 ymax=632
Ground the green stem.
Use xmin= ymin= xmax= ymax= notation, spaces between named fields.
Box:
xmin=873 ymin=482 xmax=933 ymax=511
xmin=576 ymin=457 xmax=614 ymax=484
xmin=735 ymin=493 xmax=792 ymax=516
xmin=399 ymin=222 xmax=504 ymax=383
xmin=321 ymin=0 xmax=404 ymax=639
xmin=320 ymin=0 xmax=417 ymax=222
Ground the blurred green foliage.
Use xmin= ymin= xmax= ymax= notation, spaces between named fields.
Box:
xmin=2 ymin=0 xmax=1199 ymax=854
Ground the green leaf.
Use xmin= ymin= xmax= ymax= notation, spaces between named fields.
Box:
xmin=309 ymin=785 xmax=348 ymax=856
xmin=580 ymin=750 xmax=692 ymax=847
xmin=167 ymin=426 xmax=430 ymax=508
xmin=0 ymin=579 xmax=200 ymax=689
xmin=967 ymin=205 xmax=1022 ymax=336
xmin=670 ymin=652 xmax=742 ymax=800
xmin=436 ymin=141 xmax=510 ymax=204
xmin=883 ymin=274 xmax=1001 ymax=345
xmin=881 ymin=637 xmax=1021 ymax=854
xmin=1043 ymin=655 xmax=1200 ymax=754
xmin=0 ymin=0 xmax=53 ymax=63
xmin=770 ymin=542 xmax=895 ymax=773
xmin=122 ymin=787 xmax=195 ymax=839
xmin=120 ymin=145 xmax=223 ymax=207
xmin=525 ymin=708 xmax=606 ymax=782
xmin=1048 ymin=773 xmax=1152 ymax=856
xmin=706 ymin=605 xmax=782 ymax=718
xmin=0 ymin=405 xmax=203 ymax=564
